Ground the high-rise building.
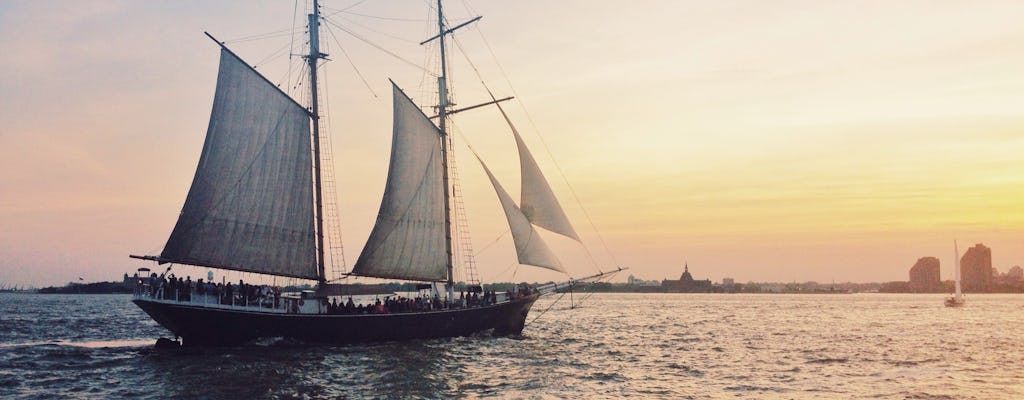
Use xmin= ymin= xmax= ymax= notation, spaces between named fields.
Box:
xmin=908 ymin=257 xmax=941 ymax=292
xmin=960 ymin=243 xmax=992 ymax=292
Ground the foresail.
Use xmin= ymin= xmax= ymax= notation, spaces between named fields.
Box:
xmin=495 ymin=104 xmax=580 ymax=241
xmin=352 ymin=84 xmax=449 ymax=281
xmin=476 ymin=154 xmax=565 ymax=273
xmin=160 ymin=48 xmax=318 ymax=280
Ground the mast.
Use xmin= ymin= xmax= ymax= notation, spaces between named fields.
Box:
xmin=308 ymin=0 xmax=327 ymax=283
xmin=953 ymin=240 xmax=961 ymax=297
xmin=436 ymin=0 xmax=455 ymax=304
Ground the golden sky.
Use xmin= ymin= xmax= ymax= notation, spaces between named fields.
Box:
xmin=1 ymin=0 xmax=1023 ymax=286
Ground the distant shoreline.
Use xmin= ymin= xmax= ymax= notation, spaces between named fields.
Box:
xmin=11 ymin=279 xmax=1024 ymax=295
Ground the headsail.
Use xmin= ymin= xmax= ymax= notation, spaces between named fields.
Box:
xmin=160 ymin=48 xmax=318 ymax=280
xmin=495 ymin=104 xmax=580 ymax=241
xmin=476 ymin=154 xmax=565 ymax=273
xmin=352 ymin=83 xmax=449 ymax=281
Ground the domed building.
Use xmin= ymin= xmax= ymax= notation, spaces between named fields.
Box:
xmin=662 ymin=264 xmax=712 ymax=292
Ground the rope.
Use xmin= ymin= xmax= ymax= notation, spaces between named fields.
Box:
xmin=252 ymin=38 xmax=301 ymax=70
xmin=335 ymin=14 xmax=423 ymax=44
xmin=321 ymin=17 xmax=434 ymax=75
xmin=322 ymin=18 xmax=377 ymax=98
xmin=524 ymin=291 xmax=568 ymax=328
xmin=570 ymin=269 xmax=616 ymax=309
xmin=473 ymin=229 xmax=509 ymax=257
xmin=287 ymin=0 xmax=299 ymax=94
xmin=224 ymin=29 xmax=295 ymax=44
xmin=330 ymin=10 xmax=428 ymax=23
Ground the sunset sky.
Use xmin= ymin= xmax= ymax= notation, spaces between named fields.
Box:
xmin=2 ymin=0 xmax=1023 ymax=287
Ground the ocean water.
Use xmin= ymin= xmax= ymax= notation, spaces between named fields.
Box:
xmin=0 ymin=292 xmax=1021 ymax=399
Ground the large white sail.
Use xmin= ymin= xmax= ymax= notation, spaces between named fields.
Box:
xmin=495 ymin=105 xmax=580 ymax=241
xmin=476 ymin=155 xmax=565 ymax=273
xmin=352 ymin=84 xmax=449 ymax=281
xmin=160 ymin=48 xmax=318 ymax=280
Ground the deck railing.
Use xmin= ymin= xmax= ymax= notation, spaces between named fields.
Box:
xmin=133 ymin=283 xmax=288 ymax=313
xmin=132 ymin=280 xmax=541 ymax=315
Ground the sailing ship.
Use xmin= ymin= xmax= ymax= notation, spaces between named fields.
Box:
xmin=945 ymin=240 xmax=965 ymax=307
xmin=130 ymin=1 xmax=621 ymax=346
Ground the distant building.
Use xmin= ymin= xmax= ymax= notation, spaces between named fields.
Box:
xmin=721 ymin=278 xmax=736 ymax=293
xmin=760 ymin=283 xmax=784 ymax=293
xmin=908 ymin=257 xmax=941 ymax=292
xmin=994 ymin=265 xmax=1023 ymax=285
xmin=627 ymin=275 xmax=660 ymax=287
xmin=662 ymin=264 xmax=712 ymax=292
xmin=961 ymin=243 xmax=992 ymax=292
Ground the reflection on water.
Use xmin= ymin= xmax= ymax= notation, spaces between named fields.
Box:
xmin=0 ymin=339 xmax=154 ymax=349
xmin=1 ymin=293 xmax=1023 ymax=398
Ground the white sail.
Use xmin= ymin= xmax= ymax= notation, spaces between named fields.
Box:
xmin=352 ymin=83 xmax=449 ymax=281
xmin=476 ymin=154 xmax=565 ymax=273
xmin=495 ymin=104 xmax=580 ymax=241
xmin=160 ymin=48 xmax=318 ymax=280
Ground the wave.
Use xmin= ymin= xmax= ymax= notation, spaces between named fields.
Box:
xmin=0 ymin=339 xmax=154 ymax=349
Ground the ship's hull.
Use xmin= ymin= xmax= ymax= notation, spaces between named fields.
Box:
xmin=133 ymin=295 xmax=540 ymax=346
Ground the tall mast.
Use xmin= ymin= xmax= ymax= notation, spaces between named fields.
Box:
xmin=436 ymin=0 xmax=456 ymax=303
xmin=308 ymin=0 xmax=327 ymax=283
xmin=953 ymin=240 xmax=961 ymax=296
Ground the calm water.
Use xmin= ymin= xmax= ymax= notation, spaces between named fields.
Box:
xmin=0 ymin=292 xmax=1021 ymax=399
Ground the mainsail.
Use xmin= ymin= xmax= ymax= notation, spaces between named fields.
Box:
xmin=160 ymin=48 xmax=318 ymax=280
xmin=352 ymin=84 xmax=449 ymax=281
xmin=495 ymin=104 xmax=580 ymax=241
xmin=476 ymin=155 xmax=565 ymax=272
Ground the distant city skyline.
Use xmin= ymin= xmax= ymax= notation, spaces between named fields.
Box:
xmin=2 ymin=1 xmax=1024 ymax=287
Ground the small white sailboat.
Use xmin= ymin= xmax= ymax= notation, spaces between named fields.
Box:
xmin=945 ymin=240 xmax=965 ymax=307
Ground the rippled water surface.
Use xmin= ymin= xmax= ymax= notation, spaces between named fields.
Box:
xmin=1 ymin=293 xmax=1022 ymax=399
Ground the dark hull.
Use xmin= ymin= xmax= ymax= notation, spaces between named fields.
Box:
xmin=133 ymin=295 xmax=539 ymax=346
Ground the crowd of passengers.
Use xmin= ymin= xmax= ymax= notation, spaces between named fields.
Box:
xmin=324 ymin=289 xmax=508 ymax=314
xmin=138 ymin=272 xmax=537 ymax=314
xmin=139 ymin=273 xmax=281 ymax=308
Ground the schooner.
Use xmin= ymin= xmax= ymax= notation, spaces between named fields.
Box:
xmin=130 ymin=0 xmax=622 ymax=346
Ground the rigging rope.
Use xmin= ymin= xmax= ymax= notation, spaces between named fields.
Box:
xmin=322 ymin=18 xmax=378 ymax=98
xmin=286 ymin=0 xmax=300 ymax=95
xmin=311 ymin=21 xmax=351 ymax=279
xmin=524 ymin=291 xmax=567 ymax=328
xmin=224 ymin=29 xmax=295 ymax=44
xmin=570 ymin=269 xmax=617 ymax=309
xmin=329 ymin=9 xmax=429 ymax=23
xmin=252 ymin=38 xmax=301 ymax=70
xmin=473 ymin=229 xmax=509 ymax=257
xmin=319 ymin=0 xmax=370 ymax=16
xmin=320 ymin=17 xmax=434 ymax=75
xmin=335 ymin=14 xmax=422 ymax=44
xmin=526 ymin=267 xmax=621 ymax=325
xmin=484 ymin=260 xmax=518 ymax=283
